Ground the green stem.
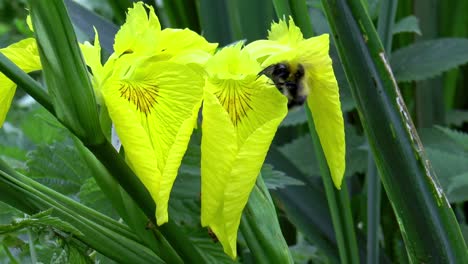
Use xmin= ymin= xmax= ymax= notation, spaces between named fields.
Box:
xmin=321 ymin=0 xmax=468 ymax=262
xmin=272 ymin=0 xmax=292 ymax=17
xmin=27 ymin=228 xmax=37 ymax=264
xmin=366 ymin=154 xmax=381 ymax=264
xmin=414 ymin=0 xmax=444 ymax=127
xmin=305 ymin=105 xmax=360 ymax=264
xmin=288 ymin=0 xmax=314 ymax=37
xmin=0 ymin=165 xmax=163 ymax=263
xmin=0 ymin=53 xmax=53 ymax=114
xmin=366 ymin=1 xmax=397 ymax=262
xmin=2 ymin=245 xmax=20 ymax=264
xmin=240 ymin=175 xmax=293 ymax=263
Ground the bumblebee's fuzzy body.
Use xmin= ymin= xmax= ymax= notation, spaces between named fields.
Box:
xmin=259 ymin=63 xmax=308 ymax=109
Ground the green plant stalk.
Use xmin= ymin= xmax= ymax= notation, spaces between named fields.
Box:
xmin=198 ymin=0 xmax=233 ymax=45
xmin=225 ymin=0 xmax=243 ymax=41
xmin=75 ymin=139 xmax=183 ymax=264
xmin=162 ymin=0 xmax=200 ymax=31
xmin=0 ymin=53 xmax=53 ymax=114
xmin=321 ymin=0 xmax=468 ymax=262
xmin=288 ymin=0 xmax=313 ymax=36
xmin=272 ymin=0 xmax=292 ymax=17
xmin=27 ymin=229 xmax=37 ymax=264
xmin=240 ymin=175 xmax=293 ymax=263
xmin=367 ymin=1 xmax=397 ymax=262
xmin=414 ymin=0 xmax=444 ymax=127
xmin=106 ymin=0 xmax=131 ymax=25
xmin=376 ymin=0 xmax=397 ymax=52
xmin=441 ymin=1 xmax=468 ymax=110
xmin=237 ymin=0 xmax=274 ymax=41
xmin=0 ymin=163 xmax=163 ymax=263
xmin=88 ymin=141 xmax=207 ymax=263
xmin=28 ymin=0 xmax=105 ymax=146
xmin=306 ymin=106 xmax=360 ymax=264
xmin=2 ymin=245 xmax=20 ymax=264
xmin=366 ymin=154 xmax=381 ymax=264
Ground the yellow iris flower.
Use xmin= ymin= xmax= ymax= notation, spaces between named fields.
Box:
xmin=0 ymin=38 xmax=41 ymax=126
xmin=245 ymin=17 xmax=346 ymax=189
xmin=81 ymin=2 xmax=217 ymax=225
xmin=201 ymin=44 xmax=288 ymax=258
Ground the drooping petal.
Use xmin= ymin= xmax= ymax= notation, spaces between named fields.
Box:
xmin=246 ymin=17 xmax=346 ymax=189
xmin=201 ymin=45 xmax=287 ymax=258
xmin=113 ymin=2 xmax=161 ymax=57
xmin=303 ymin=35 xmax=345 ymax=188
xmin=0 ymin=38 xmax=41 ymax=126
xmin=102 ymin=60 xmax=204 ymax=224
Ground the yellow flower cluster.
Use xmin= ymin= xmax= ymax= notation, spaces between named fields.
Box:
xmin=0 ymin=2 xmax=345 ymax=259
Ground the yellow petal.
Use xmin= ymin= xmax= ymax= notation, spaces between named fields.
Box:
xmin=80 ymin=28 xmax=102 ymax=78
xmin=113 ymin=2 xmax=161 ymax=56
xmin=201 ymin=45 xmax=288 ymax=258
xmin=304 ymin=35 xmax=345 ymax=188
xmin=0 ymin=38 xmax=41 ymax=126
xmin=102 ymin=61 xmax=204 ymax=224
xmin=268 ymin=17 xmax=303 ymax=46
xmin=244 ymin=40 xmax=289 ymax=63
xmin=158 ymin=28 xmax=217 ymax=62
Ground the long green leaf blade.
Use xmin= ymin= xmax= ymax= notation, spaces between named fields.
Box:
xmin=321 ymin=0 xmax=468 ymax=262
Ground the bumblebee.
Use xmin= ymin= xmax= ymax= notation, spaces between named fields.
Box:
xmin=259 ymin=63 xmax=308 ymax=109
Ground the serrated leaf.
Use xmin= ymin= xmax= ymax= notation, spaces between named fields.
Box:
xmin=278 ymin=126 xmax=367 ymax=178
xmin=26 ymin=142 xmax=91 ymax=195
xmin=0 ymin=202 xmax=21 ymax=225
xmin=186 ymin=228 xmax=238 ymax=264
xmin=424 ymin=147 xmax=468 ymax=203
xmin=0 ymin=209 xmax=83 ymax=236
xmin=278 ymin=135 xmax=318 ymax=178
xmin=261 ymin=164 xmax=304 ymax=190
xmin=281 ymin=107 xmax=307 ymax=127
xmin=446 ymin=110 xmax=468 ymax=126
xmin=20 ymin=107 xmax=68 ymax=145
xmin=446 ymin=172 xmax=468 ymax=203
xmin=391 ymin=38 xmax=468 ymax=82
xmin=436 ymin=126 xmax=468 ymax=151
xmin=392 ymin=15 xmax=421 ymax=35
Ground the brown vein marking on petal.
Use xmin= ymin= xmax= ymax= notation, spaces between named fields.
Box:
xmin=119 ymin=80 xmax=159 ymax=116
xmin=214 ymin=80 xmax=253 ymax=126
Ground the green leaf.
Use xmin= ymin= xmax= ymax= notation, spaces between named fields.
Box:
xmin=446 ymin=110 xmax=468 ymax=126
xmin=391 ymin=38 xmax=468 ymax=82
xmin=27 ymin=142 xmax=90 ymax=195
xmin=261 ymin=164 xmax=304 ymax=190
xmin=278 ymin=135 xmax=318 ymax=177
xmin=278 ymin=126 xmax=367 ymax=178
xmin=0 ymin=202 xmax=20 ymax=225
xmin=436 ymin=126 xmax=468 ymax=151
xmin=20 ymin=107 xmax=68 ymax=145
xmin=281 ymin=107 xmax=307 ymax=127
xmin=321 ymin=0 xmax=468 ymax=261
xmin=0 ymin=209 xmax=82 ymax=236
xmin=392 ymin=15 xmax=421 ymax=35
